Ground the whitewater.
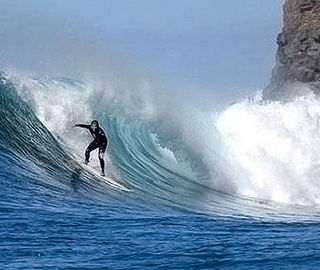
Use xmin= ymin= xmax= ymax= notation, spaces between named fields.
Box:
xmin=2 ymin=69 xmax=320 ymax=268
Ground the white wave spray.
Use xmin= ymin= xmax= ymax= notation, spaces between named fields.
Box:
xmin=214 ymin=95 xmax=320 ymax=205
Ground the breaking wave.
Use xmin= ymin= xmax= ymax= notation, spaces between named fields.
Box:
xmin=2 ymin=71 xmax=320 ymax=219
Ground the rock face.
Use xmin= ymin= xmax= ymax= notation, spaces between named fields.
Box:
xmin=263 ymin=0 xmax=320 ymax=100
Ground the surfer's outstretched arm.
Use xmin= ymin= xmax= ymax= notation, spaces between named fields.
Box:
xmin=74 ymin=124 xmax=90 ymax=129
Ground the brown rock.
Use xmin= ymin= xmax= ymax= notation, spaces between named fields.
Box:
xmin=263 ymin=0 xmax=320 ymax=101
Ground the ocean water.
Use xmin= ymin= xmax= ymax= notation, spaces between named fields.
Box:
xmin=2 ymin=72 xmax=320 ymax=269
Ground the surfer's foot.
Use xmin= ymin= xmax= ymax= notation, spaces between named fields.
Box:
xmin=101 ymin=172 xmax=105 ymax=177
xmin=84 ymin=160 xmax=89 ymax=165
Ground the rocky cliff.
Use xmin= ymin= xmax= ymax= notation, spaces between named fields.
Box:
xmin=263 ymin=0 xmax=320 ymax=100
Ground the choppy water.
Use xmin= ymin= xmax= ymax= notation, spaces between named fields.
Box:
xmin=2 ymin=72 xmax=320 ymax=269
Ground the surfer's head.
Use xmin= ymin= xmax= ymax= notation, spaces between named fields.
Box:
xmin=91 ymin=120 xmax=99 ymax=131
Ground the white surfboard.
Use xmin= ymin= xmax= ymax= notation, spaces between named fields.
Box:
xmin=80 ymin=162 xmax=131 ymax=191
xmin=70 ymin=148 xmax=130 ymax=191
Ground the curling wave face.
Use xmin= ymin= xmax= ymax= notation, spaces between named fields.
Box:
xmin=2 ymin=72 xmax=320 ymax=219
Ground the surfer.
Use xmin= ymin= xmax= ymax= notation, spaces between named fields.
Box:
xmin=74 ymin=120 xmax=108 ymax=176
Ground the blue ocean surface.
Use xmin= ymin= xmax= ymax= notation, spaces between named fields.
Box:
xmin=1 ymin=73 xmax=320 ymax=269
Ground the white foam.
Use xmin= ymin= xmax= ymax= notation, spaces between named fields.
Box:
xmin=215 ymin=95 xmax=320 ymax=205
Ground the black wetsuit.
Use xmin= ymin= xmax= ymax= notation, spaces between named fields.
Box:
xmin=75 ymin=124 xmax=108 ymax=173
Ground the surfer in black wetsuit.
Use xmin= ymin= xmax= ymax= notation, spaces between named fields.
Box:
xmin=74 ymin=120 xmax=108 ymax=176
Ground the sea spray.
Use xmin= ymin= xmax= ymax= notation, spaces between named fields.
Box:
xmin=216 ymin=94 xmax=320 ymax=205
